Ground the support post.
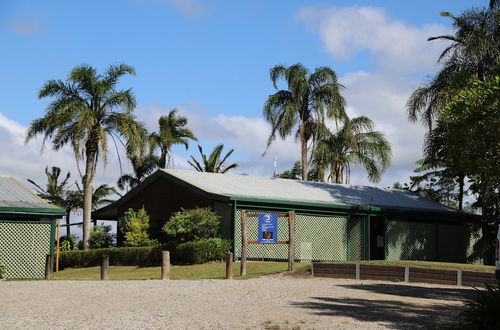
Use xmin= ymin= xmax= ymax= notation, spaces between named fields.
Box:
xmin=226 ymin=252 xmax=233 ymax=280
xmin=45 ymin=254 xmax=53 ymax=280
xmin=161 ymin=250 xmax=170 ymax=280
xmin=288 ymin=211 xmax=295 ymax=272
xmin=355 ymin=263 xmax=360 ymax=280
xmin=101 ymin=255 xmax=109 ymax=280
xmin=55 ymin=220 xmax=61 ymax=272
xmin=404 ymin=266 xmax=410 ymax=282
xmin=240 ymin=210 xmax=247 ymax=276
xmin=457 ymin=270 xmax=462 ymax=286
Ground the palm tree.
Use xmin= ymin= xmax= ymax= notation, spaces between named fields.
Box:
xmin=188 ymin=144 xmax=239 ymax=173
xmin=25 ymin=64 xmax=147 ymax=249
xmin=117 ymin=154 xmax=159 ymax=191
xmin=312 ymin=116 xmax=391 ymax=184
xmin=263 ymin=63 xmax=346 ymax=180
xmin=150 ymin=109 xmax=197 ymax=169
xmin=28 ymin=166 xmax=72 ymax=236
xmin=72 ymin=182 xmax=117 ymax=210
xmin=406 ymin=2 xmax=500 ymax=127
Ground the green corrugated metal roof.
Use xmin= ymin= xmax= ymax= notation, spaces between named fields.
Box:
xmin=0 ymin=176 xmax=65 ymax=216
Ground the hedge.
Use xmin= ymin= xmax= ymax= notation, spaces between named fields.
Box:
xmin=175 ymin=238 xmax=231 ymax=264
xmin=59 ymin=246 xmax=163 ymax=269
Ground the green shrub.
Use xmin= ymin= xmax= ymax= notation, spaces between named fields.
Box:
xmin=459 ymin=280 xmax=500 ymax=329
xmin=59 ymin=246 xmax=163 ymax=269
xmin=175 ymin=238 xmax=231 ymax=264
xmin=59 ymin=234 xmax=78 ymax=251
xmin=122 ymin=207 xmax=157 ymax=247
xmin=0 ymin=264 xmax=5 ymax=279
xmin=89 ymin=225 xmax=115 ymax=249
xmin=163 ymin=208 xmax=221 ymax=243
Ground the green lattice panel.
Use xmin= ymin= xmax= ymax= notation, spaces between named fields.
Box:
xmin=386 ymin=220 xmax=436 ymax=261
xmin=0 ymin=221 xmax=52 ymax=279
xmin=348 ymin=216 xmax=366 ymax=261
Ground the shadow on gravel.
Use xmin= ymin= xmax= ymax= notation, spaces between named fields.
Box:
xmin=337 ymin=283 xmax=473 ymax=301
xmin=291 ymin=296 xmax=461 ymax=329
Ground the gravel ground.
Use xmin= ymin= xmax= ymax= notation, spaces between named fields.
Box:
xmin=0 ymin=277 xmax=472 ymax=329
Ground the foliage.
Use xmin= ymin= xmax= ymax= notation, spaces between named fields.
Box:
xmin=25 ymin=64 xmax=148 ymax=249
xmin=163 ymin=208 xmax=221 ymax=243
xmin=27 ymin=166 xmax=71 ymax=207
xmin=0 ymin=264 xmax=5 ymax=279
xmin=59 ymin=234 xmax=78 ymax=251
xmin=263 ymin=63 xmax=346 ymax=180
xmin=58 ymin=246 xmax=162 ymax=269
xmin=312 ymin=116 xmax=391 ymax=183
xmin=459 ymin=281 xmax=500 ymax=329
xmin=70 ymin=182 xmax=118 ymax=210
xmin=175 ymin=238 xmax=231 ymax=264
xmin=278 ymin=161 xmax=321 ymax=182
xmin=121 ymin=207 xmax=157 ymax=247
xmin=88 ymin=225 xmax=116 ymax=249
xmin=149 ymin=109 xmax=197 ymax=169
xmin=188 ymin=144 xmax=239 ymax=173
xmin=117 ymin=154 xmax=159 ymax=191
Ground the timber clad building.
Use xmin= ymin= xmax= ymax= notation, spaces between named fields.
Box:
xmin=0 ymin=176 xmax=65 ymax=279
xmin=93 ymin=169 xmax=480 ymax=263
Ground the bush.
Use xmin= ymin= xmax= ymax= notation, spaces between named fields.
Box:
xmin=122 ymin=207 xmax=157 ymax=247
xmin=163 ymin=208 xmax=221 ymax=243
xmin=459 ymin=280 xmax=500 ymax=329
xmin=0 ymin=264 xmax=5 ymax=279
xmin=175 ymin=238 xmax=231 ymax=264
xmin=59 ymin=234 xmax=78 ymax=251
xmin=59 ymin=246 xmax=163 ymax=269
xmin=89 ymin=225 xmax=115 ymax=249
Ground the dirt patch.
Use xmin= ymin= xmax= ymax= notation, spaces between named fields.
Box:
xmin=0 ymin=277 xmax=472 ymax=329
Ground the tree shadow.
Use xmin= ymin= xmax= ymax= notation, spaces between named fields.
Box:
xmin=337 ymin=283 xmax=473 ymax=301
xmin=291 ymin=295 xmax=463 ymax=329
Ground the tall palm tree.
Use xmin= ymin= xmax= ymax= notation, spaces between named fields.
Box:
xmin=117 ymin=154 xmax=159 ymax=191
xmin=27 ymin=166 xmax=73 ymax=236
xmin=150 ymin=109 xmax=197 ymax=169
xmin=406 ymin=2 xmax=500 ymax=127
xmin=312 ymin=116 xmax=391 ymax=184
xmin=263 ymin=63 xmax=346 ymax=180
xmin=188 ymin=144 xmax=239 ymax=173
xmin=25 ymin=64 xmax=147 ymax=249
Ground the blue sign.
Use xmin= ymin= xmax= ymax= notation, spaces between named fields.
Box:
xmin=258 ymin=213 xmax=278 ymax=244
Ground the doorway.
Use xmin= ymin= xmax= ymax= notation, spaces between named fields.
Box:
xmin=370 ymin=216 xmax=385 ymax=260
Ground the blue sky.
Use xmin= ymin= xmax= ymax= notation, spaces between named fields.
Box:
xmin=0 ymin=0 xmax=488 ymax=188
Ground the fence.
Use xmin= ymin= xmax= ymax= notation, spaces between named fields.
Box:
xmin=0 ymin=220 xmax=55 ymax=279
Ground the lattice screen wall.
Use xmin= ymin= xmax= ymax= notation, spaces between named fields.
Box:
xmin=233 ymin=210 xmax=366 ymax=262
xmin=0 ymin=221 xmax=52 ymax=279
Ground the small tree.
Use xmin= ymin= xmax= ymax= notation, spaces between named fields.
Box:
xmin=121 ymin=207 xmax=157 ymax=247
xmin=163 ymin=208 xmax=221 ymax=243
xmin=88 ymin=225 xmax=115 ymax=249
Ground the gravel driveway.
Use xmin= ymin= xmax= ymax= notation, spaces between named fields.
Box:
xmin=0 ymin=277 xmax=472 ymax=329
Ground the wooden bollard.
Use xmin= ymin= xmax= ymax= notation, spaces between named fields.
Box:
xmin=161 ymin=250 xmax=170 ymax=280
xmin=45 ymin=254 xmax=53 ymax=280
xmin=101 ymin=255 xmax=109 ymax=280
xmin=226 ymin=252 xmax=233 ymax=280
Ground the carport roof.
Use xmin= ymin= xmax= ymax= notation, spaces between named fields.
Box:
xmin=93 ymin=169 xmax=474 ymax=220
xmin=0 ymin=176 xmax=65 ymax=216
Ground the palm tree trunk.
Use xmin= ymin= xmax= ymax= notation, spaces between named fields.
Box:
xmin=82 ymin=146 xmax=97 ymax=250
xmin=66 ymin=212 xmax=71 ymax=237
xmin=159 ymin=149 xmax=167 ymax=169
xmin=458 ymin=174 xmax=465 ymax=211
xmin=299 ymin=120 xmax=308 ymax=181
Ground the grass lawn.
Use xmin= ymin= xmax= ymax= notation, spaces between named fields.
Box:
xmin=339 ymin=260 xmax=495 ymax=272
xmin=53 ymin=261 xmax=309 ymax=281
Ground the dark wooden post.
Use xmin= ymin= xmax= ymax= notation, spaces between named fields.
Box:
xmin=45 ymin=254 xmax=53 ymax=280
xmin=101 ymin=255 xmax=109 ymax=280
xmin=161 ymin=250 xmax=170 ymax=280
xmin=240 ymin=210 xmax=247 ymax=276
xmin=226 ymin=252 xmax=233 ymax=280
xmin=288 ymin=211 xmax=295 ymax=272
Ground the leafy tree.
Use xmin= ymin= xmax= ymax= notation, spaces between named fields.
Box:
xmin=25 ymin=64 xmax=147 ymax=249
xmin=117 ymin=154 xmax=159 ymax=191
xmin=149 ymin=109 xmax=197 ymax=169
xmin=71 ymin=182 xmax=117 ymax=210
xmin=263 ymin=63 xmax=346 ymax=181
xmin=163 ymin=208 xmax=221 ymax=243
xmin=188 ymin=144 xmax=239 ymax=173
xmin=278 ymin=161 xmax=321 ymax=181
xmin=121 ymin=207 xmax=157 ymax=247
xmin=312 ymin=116 xmax=391 ymax=184
xmin=88 ymin=225 xmax=115 ymax=249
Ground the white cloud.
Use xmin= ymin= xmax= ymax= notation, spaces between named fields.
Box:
xmin=297 ymin=6 xmax=450 ymax=74
xmin=7 ymin=16 xmax=42 ymax=36
xmin=165 ymin=0 xmax=206 ymax=18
